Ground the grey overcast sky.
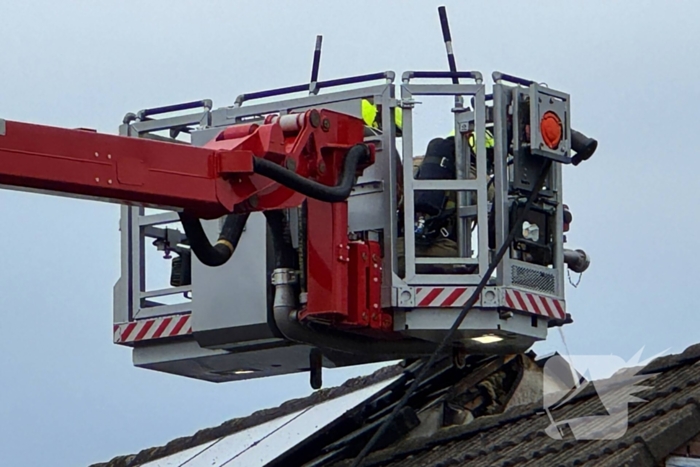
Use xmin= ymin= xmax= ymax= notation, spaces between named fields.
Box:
xmin=1 ymin=1 xmax=699 ymax=465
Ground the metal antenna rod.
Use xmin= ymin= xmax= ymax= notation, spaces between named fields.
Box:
xmin=438 ymin=6 xmax=459 ymax=85
xmin=309 ymin=35 xmax=323 ymax=95
xmin=438 ymin=5 xmax=467 ymax=255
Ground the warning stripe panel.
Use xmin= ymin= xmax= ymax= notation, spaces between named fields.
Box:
xmin=114 ymin=314 xmax=192 ymax=344
xmin=504 ymin=289 xmax=566 ymax=320
xmin=415 ymin=287 xmax=477 ymax=308
xmin=414 ymin=286 xmax=566 ymax=320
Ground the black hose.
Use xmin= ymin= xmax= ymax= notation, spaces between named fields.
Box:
xmin=179 ymin=212 xmax=250 ymax=267
xmin=252 ymin=144 xmax=369 ymax=203
xmin=263 ymin=210 xmax=298 ymax=269
xmin=180 ymin=143 xmax=367 ymax=267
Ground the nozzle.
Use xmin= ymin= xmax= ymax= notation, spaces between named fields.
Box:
xmin=571 ymin=129 xmax=598 ymax=166
xmin=564 ymin=248 xmax=590 ymax=273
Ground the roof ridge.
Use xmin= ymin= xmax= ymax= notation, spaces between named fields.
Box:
xmin=641 ymin=342 xmax=700 ymax=374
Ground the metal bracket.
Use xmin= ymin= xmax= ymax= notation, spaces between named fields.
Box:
xmin=350 ymin=181 xmax=384 ymax=196
xmin=0 ymin=119 xmax=5 ymax=136
xmin=458 ymin=121 xmax=471 ymax=133
xmin=398 ymin=98 xmax=420 ymax=109
xmin=271 ymin=268 xmax=298 ymax=286
xmin=396 ymin=287 xmax=415 ymax=307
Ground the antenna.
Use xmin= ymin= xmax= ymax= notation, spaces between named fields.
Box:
xmin=438 ymin=6 xmax=459 ymax=85
xmin=309 ymin=35 xmax=323 ymax=95
xmin=437 ymin=6 xmax=463 ymax=108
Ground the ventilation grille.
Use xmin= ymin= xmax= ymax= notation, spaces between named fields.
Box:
xmin=511 ymin=265 xmax=555 ymax=294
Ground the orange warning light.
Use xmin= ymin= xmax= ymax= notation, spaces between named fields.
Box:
xmin=540 ymin=111 xmax=562 ymax=149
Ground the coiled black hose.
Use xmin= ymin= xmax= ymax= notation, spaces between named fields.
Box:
xmin=181 ymin=144 xmax=367 ymax=267
xmin=179 ymin=212 xmax=250 ymax=267
xmin=252 ymin=144 xmax=369 ymax=203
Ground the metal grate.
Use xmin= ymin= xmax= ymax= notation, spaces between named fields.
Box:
xmin=511 ymin=265 xmax=555 ymax=294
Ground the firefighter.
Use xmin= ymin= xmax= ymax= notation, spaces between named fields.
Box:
xmin=360 ymin=99 xmax=492 ymax=275
xmin=361 ymin=99 xmax=402 ymax=135
xmin=406 ymin=130 xmax=495 ymax=273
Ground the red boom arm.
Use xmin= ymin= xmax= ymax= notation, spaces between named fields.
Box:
xmin=0 ymin=109 xmax=368 ymax=219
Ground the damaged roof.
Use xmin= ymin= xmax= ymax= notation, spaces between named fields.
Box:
xmin=92 ymin=353 xmax=527 ymax=467
xmin=338 ymin=343 xmax=700 ymax=467
xmin=92 ymin=344 xmax=700 ymax=467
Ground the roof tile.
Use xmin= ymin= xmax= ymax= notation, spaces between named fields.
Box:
xmin=635 ymin=404 xmax=700 ymax=461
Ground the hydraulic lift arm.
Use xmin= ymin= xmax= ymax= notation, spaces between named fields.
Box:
xmin=0 ymin=109 xmax=372 ymax=220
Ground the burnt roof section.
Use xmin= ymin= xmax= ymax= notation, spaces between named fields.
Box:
xmin=270 ymin=354 xmax=527 ymax=466
xmin=92 ymin=344 xmax=700 ymax=467
xmin=92 ymin=353 xmax=523 ymax=467
xmin=90 ymin=363 xmax=405 ymax=467
xmin=333 ymin=343 xmax=700 ymax=467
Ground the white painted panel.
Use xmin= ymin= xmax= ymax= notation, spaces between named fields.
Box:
xmin=138 ymin=439 xmax=218 ymax=467
xmin=141 ymin=376 xmax=398 ymax=467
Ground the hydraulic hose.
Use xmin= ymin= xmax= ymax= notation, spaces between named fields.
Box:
xmin=180 ymin=143 xmax=367 ymax=267
xmin=252 ymin=144 xmax=370 ymax=203
xmin=272 ymin=290 xmax=437 ymax=359
xmin=263 ymin=210 xmax=298 ymax=271
xmin=265 ymin=209 xmax=437 ymax=359
xmin=179 ymin=212 xmax=250 ymax=267
xmin=564 ymin=248 xmax=590 ymax=273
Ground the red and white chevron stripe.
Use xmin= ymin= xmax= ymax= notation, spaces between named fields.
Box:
xmin=114 ymin=314 xmax=192 ymax=344
xmin=413 ymin=286 xmax=566 ymax=320
xmin=415 ymin=286 xmax=477 ymax=307
xmin=505 ymin=289 xmax=565 ymax=320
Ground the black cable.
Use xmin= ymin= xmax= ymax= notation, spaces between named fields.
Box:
xmin=351 ymin=160 xmax=552 ymax=467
